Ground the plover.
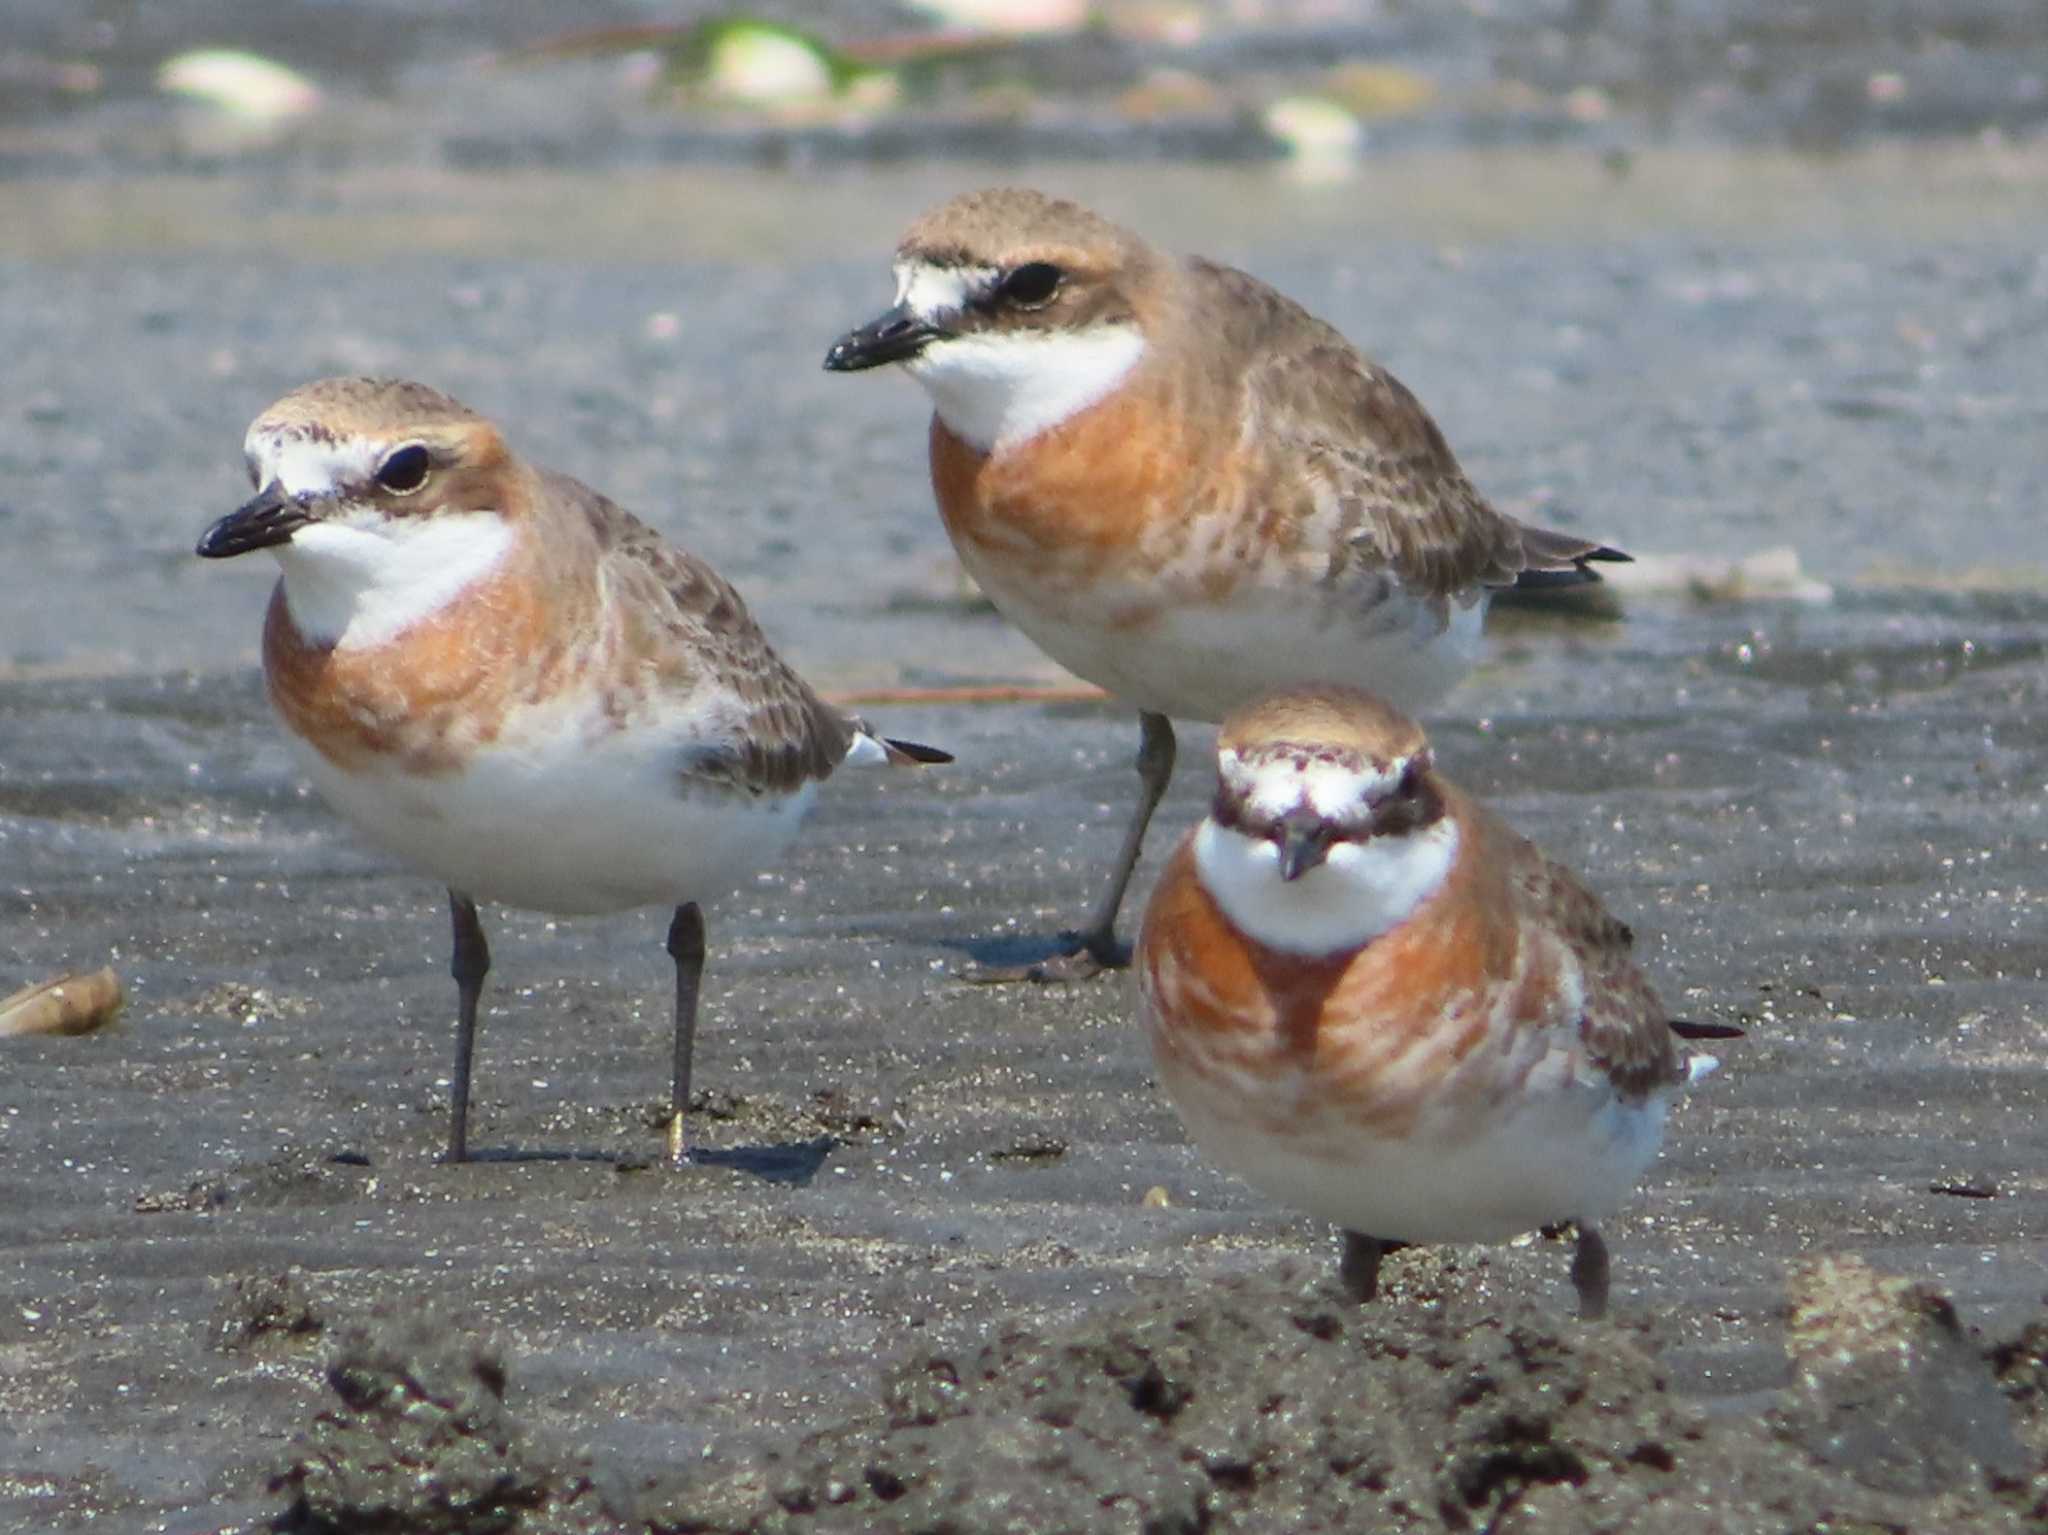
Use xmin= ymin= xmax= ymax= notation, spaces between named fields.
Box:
xmin=826 ymin=188 xmax=1623 ymax=980
xmin=1135 ymin=686 xmax=1730 ymax=1317
xmin=197 ymin=376 xmax=949 ymax=1163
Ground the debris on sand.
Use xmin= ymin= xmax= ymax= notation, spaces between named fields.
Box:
xmin=0 ymin=965 xmax=123 ymax=1038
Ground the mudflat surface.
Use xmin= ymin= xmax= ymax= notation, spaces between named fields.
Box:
xmin=2 ymin=153 xmax=2047 ymax=1531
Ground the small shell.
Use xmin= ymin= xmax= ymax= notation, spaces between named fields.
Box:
xmin=0 ymin=967 xmax=125 ymax=1038
xmin=157 ymin=50 xmax=322 ymax=123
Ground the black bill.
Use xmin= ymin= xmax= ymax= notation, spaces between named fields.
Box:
xmin=196 ymin=483 xmax=312 ymax=559
xmin=823 ymin=303 xmax=948 ymax=372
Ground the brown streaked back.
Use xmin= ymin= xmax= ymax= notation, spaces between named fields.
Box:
xmin=1481 ymin=799 xmax=1682 ymax=1098
xmin=1186 ymin=259 xmax=1537 ymax=604
xmin=574 ymin=476 xmax=858 ymax=797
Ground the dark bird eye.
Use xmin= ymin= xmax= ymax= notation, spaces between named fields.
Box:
xmin=375 ymin=444 xmax=431 ymax=494
xmin=1000 ymin=262 xmax=1063 ymax=307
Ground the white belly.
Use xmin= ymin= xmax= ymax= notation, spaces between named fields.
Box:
xmin=961 ymin=550 xmax=1485 ymax=722
xmin=1157 ymin=1051 xmax=1668 ymax=1244
xmin=284 ymin=704 xmax=818 ymax=916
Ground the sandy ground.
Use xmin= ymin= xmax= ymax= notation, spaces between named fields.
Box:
xmin=1 ymin=151 xmax=2047 ymax=1531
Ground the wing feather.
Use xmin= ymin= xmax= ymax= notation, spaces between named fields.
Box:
xmin=555 ymin=471 xmax=855 ymax=797
xmin=1474 ymin=797 xmax=1683 ymax=1097
xmin=1193 ymin=260 xmax=1621 ymax=609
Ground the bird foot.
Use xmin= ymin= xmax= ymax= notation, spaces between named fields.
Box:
xmin=959 ymin=930 xmax=1129 ymax=985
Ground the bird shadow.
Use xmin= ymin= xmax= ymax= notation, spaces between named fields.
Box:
xmin=936 ymin=929 xmax=1132 ymax=984
xmin=690 ymin=1136 xmax=838 ymax=1186
xmin=456 ymin=1146 xmax=625 ymax=1166
xmin=453 ymin=1135 xmax=839 ymax=1186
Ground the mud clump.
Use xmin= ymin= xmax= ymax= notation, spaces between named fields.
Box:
xmin=1992 ymin=1318 xmax=2048 ymax=1525
xmin=765 ymin=1271 xmax=1713 ymax=1534
xmin=695 ymin=1267 xmax=1732 ymax=1533
xmin=670 ymin=1262 xmax=2048 ymax=1534
xmin=1775 ymin=1255 xmax=2030 ymax=1497
xmin=273 ymin=1263 xmax=2048 ymax=1533
xmin=271 ymin=1310 xmax=619 ymax=1535
xmin=214 ymin=1269 xmax=326 ymax=1354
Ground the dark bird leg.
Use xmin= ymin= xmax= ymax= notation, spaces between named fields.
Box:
xmin=665 ymin=902 xmax=706 ymax=1166
xmin=1339 ymin=1230 xmax=1388 ymax=1303
xmin=1571 ymin=1224 xmax=1611 ymax=1320
xmin=1074 ymin=709 xmax=1177 ymax=964
xmin=446 ymin=891 xmax=490 ymax=1164
xmin=978 ymin=710 xmax=1176 ymax=984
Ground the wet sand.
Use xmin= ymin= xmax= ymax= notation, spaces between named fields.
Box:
xmin=2 ymin=152 xmax=2047 ymax=1530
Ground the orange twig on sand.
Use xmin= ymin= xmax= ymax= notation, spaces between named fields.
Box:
xmin=824 ymin=682 xmax=1110 ymax=707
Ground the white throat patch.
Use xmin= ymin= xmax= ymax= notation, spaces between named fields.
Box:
xmin=891 ymin=258 xmax=1145 ymax=453
xmin=1193 ymin=815 xmax=1458 ymax=956
xmin=273 ymin=510 xmax=514 ymax=650
xmin=244 ymin=428 xmax=513 ymax=650
xmin=909 ymin=324 xmax=1145 ymax=453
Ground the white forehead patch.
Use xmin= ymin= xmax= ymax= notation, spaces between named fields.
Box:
xmin=1221 ymin=746 xmax=1408 ymax=823
xmin=907 ymin=323 xmax=1145 ymax=453
xmin=247 ymin=427 xmax=388 ymax=498
xmin=893 ymin=260 xmax=993 ymax=319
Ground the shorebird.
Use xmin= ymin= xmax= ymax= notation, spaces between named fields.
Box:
xmin=197 ymin=376 xmax=948 ymax=1163
xmin=826 ymin=187 xmax=1623 ymax=980
xmin=1136 ymin=686 xmax=1730 ymax=1318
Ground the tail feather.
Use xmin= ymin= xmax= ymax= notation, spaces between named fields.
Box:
xmin=1670 ymin=1018 xmax=1744 ymax=1042
xmin=879 ymin=735 xmax=953 ymax=765
xmin=843 ymin=725 xmax=953 ymax=767
xmin=1671 ymin=1018 xmax=1740 ymax=1087
xmin=1516 ymin=522 xmax=1632 ymax=589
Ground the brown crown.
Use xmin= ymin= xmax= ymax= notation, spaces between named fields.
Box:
xmin=896 ymin=187 xmax=1149 ymax=277
xmin=1218 ymin=686 xmax=1431 ymax=763
xmin=250 ymin=376 xmax=489 ymax=445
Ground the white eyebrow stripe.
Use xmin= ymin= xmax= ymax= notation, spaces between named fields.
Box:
xmin=1302 ymin=756 xmax=1405 ymax=817
xmin=1220 ymin=748 xmax=1409 ymax=821
xmin=894 ymin=260 xmax=992 ymax=319
xmin=247 ymin=432 xmax=387 ymax=498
